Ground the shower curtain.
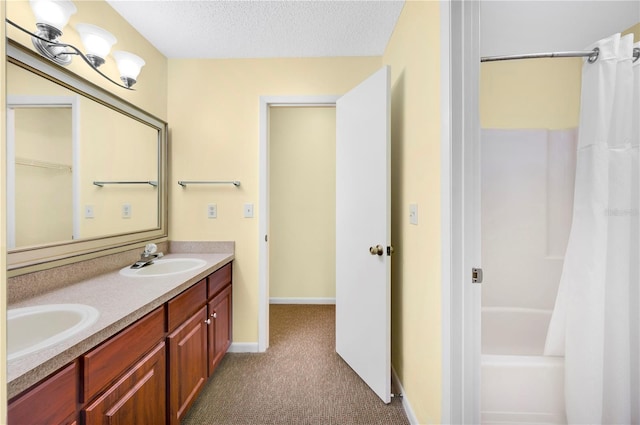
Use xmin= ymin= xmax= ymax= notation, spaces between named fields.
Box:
xmin=544 ymin=33 xmax=640 ymax=424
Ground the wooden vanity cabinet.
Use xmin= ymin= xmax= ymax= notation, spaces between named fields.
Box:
xmin=8 ymin=362 xmax=78 ymax=425
xmin=206 ymin=263 xmax=232 ymax=376
xmin=81 ymin=306 xmax=166 ymax=425
xmin=167 ymin=280 xmax=208 ymax=425
xmin=207 ymin=284 xmax=232 ymax=375
xmin=8 ymin=261 xmax=233 ymax=425
xmin=166 ymin=264 xmax=233 ymax=423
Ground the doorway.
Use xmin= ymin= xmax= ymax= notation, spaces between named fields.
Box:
xmin=258 ymin=65 xmax=391 ymax=404
xmin=268 ymin=106 xmax=337 ymax=305
xmin=258 ymin=95 xmax=339 ymax=352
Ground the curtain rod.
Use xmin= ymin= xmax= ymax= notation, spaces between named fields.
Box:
xmin=481 ymin=49 xmax=600 ymax=63
xmin=482 ymin=47 xmax=640 ymax=63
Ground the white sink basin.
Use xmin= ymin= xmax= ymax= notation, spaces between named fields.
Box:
xmin=119 ymin=258 xmax=207 ymax=277
xmin=8 ymin=304 xmax=100 ymax=361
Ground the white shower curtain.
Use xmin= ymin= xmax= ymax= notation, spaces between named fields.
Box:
xmin=545 ymin=33 xmax=640 ymax=424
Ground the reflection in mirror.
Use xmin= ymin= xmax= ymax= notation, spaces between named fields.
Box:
xmin=8 ymin=103 xmax=75 ymax=248
xmin=6 ymin=42 xmax=167 ymax=273
xmin=7 ymin=61 xmax=159 ymax=250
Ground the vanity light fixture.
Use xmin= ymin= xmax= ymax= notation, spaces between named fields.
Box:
xmin=6 ymin=0 xmax=145 ymax=89
xmin=75 ymin=23 xmax=117 ymax=68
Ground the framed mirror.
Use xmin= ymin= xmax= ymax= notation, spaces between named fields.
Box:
xmin=6 ymin=40 xmax=168 ymax=274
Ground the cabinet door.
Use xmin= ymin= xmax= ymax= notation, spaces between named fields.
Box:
xmin=167 ymin=305 xmax=208 ymax=425
xmin=83 ymin=342 xmax=166 ymax=425
xmin=208 ymin=284 xmax=232 ymax=376
xmin=8 ymin=362 xmax=78 ymax=425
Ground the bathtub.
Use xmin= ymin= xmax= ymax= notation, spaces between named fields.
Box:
xmin=481 ymin=307 xmax=566 ymax=425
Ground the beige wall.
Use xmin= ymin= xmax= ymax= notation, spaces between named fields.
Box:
xmin=383 ymin=2 xmax=442 ymax=423
xmin=480 ymin=58 xmax=582 ymax=130
xmin=269 ymin=107 xmax=336 ymax=300
xmin=481 ymin=20 xmax=640 ymax=131
xmin=168 ymin=57 xmax=381 ymax=343
xmin=6 ymin=0 xmax=168 ymax=120
xmin=622 ymin=22 xmax=640 ymax=38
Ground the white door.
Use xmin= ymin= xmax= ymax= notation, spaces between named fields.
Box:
xmin=335 ymin=66 xmax=391 ymax=404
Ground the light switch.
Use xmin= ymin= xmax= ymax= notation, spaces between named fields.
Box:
xmin=85 ymin=205 xmax=94 ymax=218
xmin=244 ymin=203 xmax=254 ymax=218
xmin=207 ymin=203 xmax=217 ymax=219
xmin=122 ymin=203 xmax=132 ymax=219
xmin=409 ymin=204 xmax=418 ymax=225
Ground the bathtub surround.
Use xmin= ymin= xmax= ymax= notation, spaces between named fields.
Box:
xmin=481 ymin=128 xmax=577 ymax=312
xmin=481 ymin=307 xmax=565 ymax=424
xmin=480 ymin=128 xmax=576 ymax=423
xmin=545 ymin=33 xmax=640 ymax=424
xmin=182 ymin=304 xmax=409 ymax=425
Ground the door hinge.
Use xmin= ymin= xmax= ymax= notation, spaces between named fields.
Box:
xmin=387 ymin=246 xmax=394 ymax=256
xmin=472 ymin=267 xmax=483 ymax=284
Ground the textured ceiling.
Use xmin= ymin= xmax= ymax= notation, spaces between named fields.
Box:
xmin=105 ymin=0 xmax=405 ymax=59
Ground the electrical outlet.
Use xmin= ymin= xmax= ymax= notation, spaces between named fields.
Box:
xmin=122 ymin=203 xmax=132 ymax=219
xmin=85 ymin=205 xmax=94 ymax=218
xmin=207 ymin=203 xmax=217 ymax=219
xmin=409 ymin=204 xmax=418 ymax=225
xmin=244 ymin=203 xmax=254 ymax=218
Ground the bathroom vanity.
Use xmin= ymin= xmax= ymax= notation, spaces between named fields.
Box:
xmin=4 ymin=31 xmax=236 ymax=425
xmin=7 ymin=250 xmax=234 ymax=425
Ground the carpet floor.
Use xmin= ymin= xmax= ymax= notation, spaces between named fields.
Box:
xmin=181 ymin=304 xmax=409 ymax=425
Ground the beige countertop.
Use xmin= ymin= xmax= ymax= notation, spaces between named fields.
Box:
xmin=7 ymin=251 xmax=234 ymax=399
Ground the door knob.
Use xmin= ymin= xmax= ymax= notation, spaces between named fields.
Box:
xmin=211 ymin=312 xmax=217 ymax=319
xmin=369 ymin=245 xmax=384 ymax=256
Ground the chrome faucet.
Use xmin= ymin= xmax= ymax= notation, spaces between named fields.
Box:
xmin=130 ymin=243 xmax=164 ymax=269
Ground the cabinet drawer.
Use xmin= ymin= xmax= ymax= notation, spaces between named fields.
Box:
xmin=83 ymin=342 xmax=166 ymax=425
xmin=9 ymin=362 xmax=78 ymax=425
xmin=82 ymin=306 xmax=164 ymax=402
xmin=207 ymin=263 xmax=232 ymax=298
xmin=167 ymin=279 xmax=206 ymax=332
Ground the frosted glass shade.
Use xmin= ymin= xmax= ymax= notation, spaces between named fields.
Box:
xmin=29 ymin=0 xmax=77 ymax=31
xmin=76 ymin=23 xmax=116 ymax=59
xmin=113 ymin=51 xmax=145 ymax=80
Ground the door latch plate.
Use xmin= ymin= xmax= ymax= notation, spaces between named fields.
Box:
xmin=472 ymin=268 xmax=483 ymax=284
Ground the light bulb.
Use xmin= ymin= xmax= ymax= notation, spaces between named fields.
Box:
xmin=29 ymin=0 xmax=77 ymax=31
xmin=113 ymin=51 xmax=145 ymax=88
xmin=76 ymin=23 xmax=117 ymax=67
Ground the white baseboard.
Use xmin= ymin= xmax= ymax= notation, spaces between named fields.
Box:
xmin=228 ymin=342 xmax=259 ymax=353
xmin=269 ymin=297 xmax=336 ymax=305
xmin=392 ymin=365 xmax=420 ymax=425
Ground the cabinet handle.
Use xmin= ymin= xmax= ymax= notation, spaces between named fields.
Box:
xmin=211 ymin=312 xmax=217 ymax=319
xmin=205 ymin=318 xmax=211 ymax=325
